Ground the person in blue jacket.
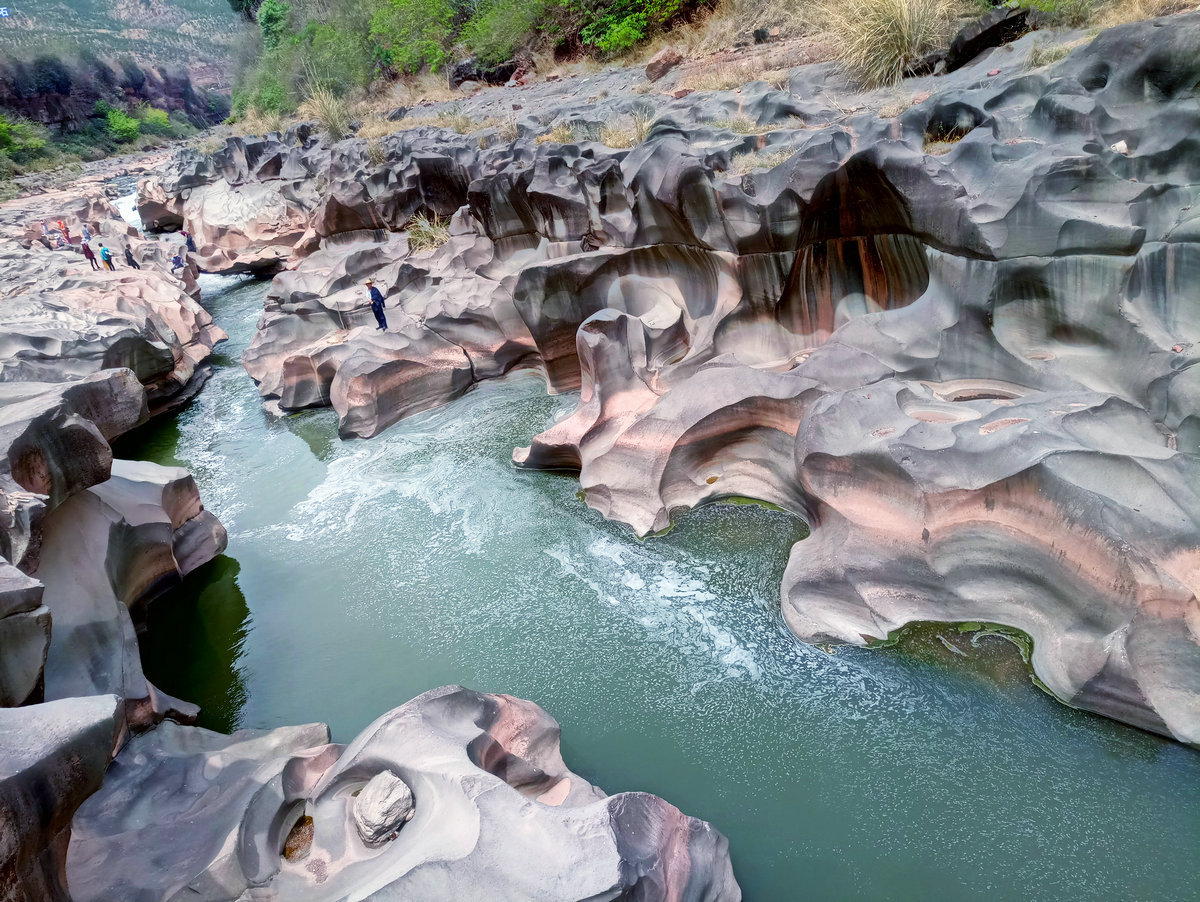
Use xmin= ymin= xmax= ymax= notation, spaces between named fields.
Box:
xmin=366 ymin=279 xmax=387 ymax=330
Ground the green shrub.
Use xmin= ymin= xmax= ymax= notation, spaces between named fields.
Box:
xmin=370 ymin=0 xmax=456 ymax=73
xmin=106 ymin=108 xmax=141 ymax=142
xmin=1015 ymin=0 xmax=1095 ymax=26
xmin=577 ymin=0 xmax=688 ymax=52
xmin=258 ymin=0 xmax=293 ymax=50
xmin=137 ymin=104 xmax=173 ymax=135
xmin=0 ymin=115 xmax=48 ymax=161
xmin=301 ymin=22 xmax=375 ymax=92
xmin=461 ymin=0 xmax=548 ymax=65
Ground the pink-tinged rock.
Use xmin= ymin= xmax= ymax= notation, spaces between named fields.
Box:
xmin=645 ymin=47 xmax=684 ymax=82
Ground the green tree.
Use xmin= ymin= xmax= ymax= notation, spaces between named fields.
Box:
xmin=257 ymin=0 xmax=293 ymax=51
xmin=461 ymin=0 xmax=548 ymax=65
xmin=369 ymin=0 xmax=456 ymax=74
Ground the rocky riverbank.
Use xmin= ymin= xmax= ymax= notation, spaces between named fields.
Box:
xmin=0 ymin=163 xmax=739 ymax=898
xmin=142 ymin=12 xmax=1200 ymax=748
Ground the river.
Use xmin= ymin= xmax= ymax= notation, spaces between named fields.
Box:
xmin=118 ymin=267 xmax=1200 ymax=901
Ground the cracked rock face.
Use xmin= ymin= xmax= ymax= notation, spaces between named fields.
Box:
xmin=67 ymin=686 xmax=741 ymax=901
xmin=148 ymin=13 xmax=1200 ymax=744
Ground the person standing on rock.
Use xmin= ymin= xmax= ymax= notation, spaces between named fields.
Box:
xmin=181 ymin=229 xmax=197 ymax=253
xmin=366 ymin=279 xmax=388 ymax=330
xmin=81 ymin=241 xmax=99 ymax=271
xmin=170 ymin=253 xmax=185 ymax=274
xmin=82 ymin=223 xmax=92 ymax=242
xmin=98 ymin=243 xmax=116 ymax=271
xmin=123 ymin=246 xmax=141 ymax=269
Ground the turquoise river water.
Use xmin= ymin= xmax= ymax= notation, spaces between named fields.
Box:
xmin=121 ymin=271 xmax=1200 ymax=901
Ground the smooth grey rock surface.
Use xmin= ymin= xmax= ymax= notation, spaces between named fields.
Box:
xmin=39 ymin=458 xmax=227 ymax=731
xmin=68 ymin=686 xmax=740 ymax=901
xmin=0 ymin=694 xmax=120 ymax=902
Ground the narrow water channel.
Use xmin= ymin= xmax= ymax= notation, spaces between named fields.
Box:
xmin=122 ymin=270 xmax=1200 ymax=902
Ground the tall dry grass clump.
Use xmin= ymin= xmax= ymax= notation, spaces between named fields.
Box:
xmin=237 ymin=108 xmax=286 ymax=138
xmin=407 ymin=212 xmax=450 ymax=252
xmin=823 ymin=0 xmax=956 ymax=88
xmin=1095 ymin=0 xmax=1193 ymax=25
xmin=358 ymin=115 xmax=396 ymax=140
xmin=298 ymin=85 xmax=353 ymax=142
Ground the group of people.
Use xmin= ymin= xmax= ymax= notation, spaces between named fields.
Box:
xmin=39 ymin=218 xmax=196 ymax=276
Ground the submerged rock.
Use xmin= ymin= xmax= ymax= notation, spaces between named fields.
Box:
xmin=67 ymin=686 xmax=741 ymax=901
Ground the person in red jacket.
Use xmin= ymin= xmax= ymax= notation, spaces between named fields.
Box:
xmin=81 ymin=242 xmax=99 ymax=271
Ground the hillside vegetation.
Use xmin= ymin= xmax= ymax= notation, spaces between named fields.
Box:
xmin=0 ymin=0 xmax=240 ymax=69
xmin=231 ymin=0 xmax=1190 ymax=120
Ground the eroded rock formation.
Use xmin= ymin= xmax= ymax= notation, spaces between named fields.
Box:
xmin=67 ymin=686 xmax=739 ymax=901
xmin=0 ymin=189 xmax=230 ymax=900
xmin=0 ymin=188 xmax=223 ymax=413
xmin=146 ymin=13 xmax=1200 ymax=745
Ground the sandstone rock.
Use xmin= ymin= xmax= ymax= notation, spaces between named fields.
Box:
xmin=67 ymin=687 xmax=740 ymax=901
xmin=645 ymin=47 xmax=683 ymax=82
xmin=0 ymin=370 xmax=148 ymax=572
xmin=0 ymin=695 xmax=121 ymax=902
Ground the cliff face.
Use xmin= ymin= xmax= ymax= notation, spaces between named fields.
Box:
xmin=0 ymin=57 xmax=229 ymax=133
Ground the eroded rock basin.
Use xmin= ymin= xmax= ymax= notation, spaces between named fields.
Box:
xmin=127 ymin=273 xmax=1200 ymax=901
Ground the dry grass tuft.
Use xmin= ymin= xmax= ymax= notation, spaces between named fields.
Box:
xmin=440 ymin=106 xmax=477 ymax=134
xmin=298 ymin=86 xmax=353 ymax=142
xmin=878 ymin=95 xmax=914 ymax=118
xmin=729 ymin=147 xmax=795 ymax=175
xmin=1027 ymin=40 xmax=1072 ymax=68
xmin=600 ymin=122 xmax=637 ymax=148
xmin=366 ymin=137 xmax=387 ymax=165
xmin=599 ymin=110 xmax=655 ymax=148
xmin=536 ymin=123 xmax=577 ymax=145
xmin=388 ymin=108 xmax=478 ymax=134
xmin=236 ymin=108 xmax=286 ymax=138
xmin=496 ymin=117 xmax=520 ymax=141
xmin=763 ymin=69 xmax=792 ymax=91
xmin=358 ymin=116 xmax=396 ymax=140
xmin=680 ymin=60 xmax=768 ymax=92
xmin=407 ymin=212 xmax=450 ymax=253
xmin=190 ymin=134 xmax=227 ymax=155
xmin=822 ymin=0 xmax=956 ymax=88
xmin=1094 ymin=0 xmax=1194 ymax=25
xmin=711 ymin=115 xmax=801 ymax=134
xmin=384 ymin=73 xmax=458 ymax=107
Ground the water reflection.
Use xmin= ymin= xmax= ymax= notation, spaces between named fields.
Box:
xmin=140 ymin=556 xmax=250 ymax=734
